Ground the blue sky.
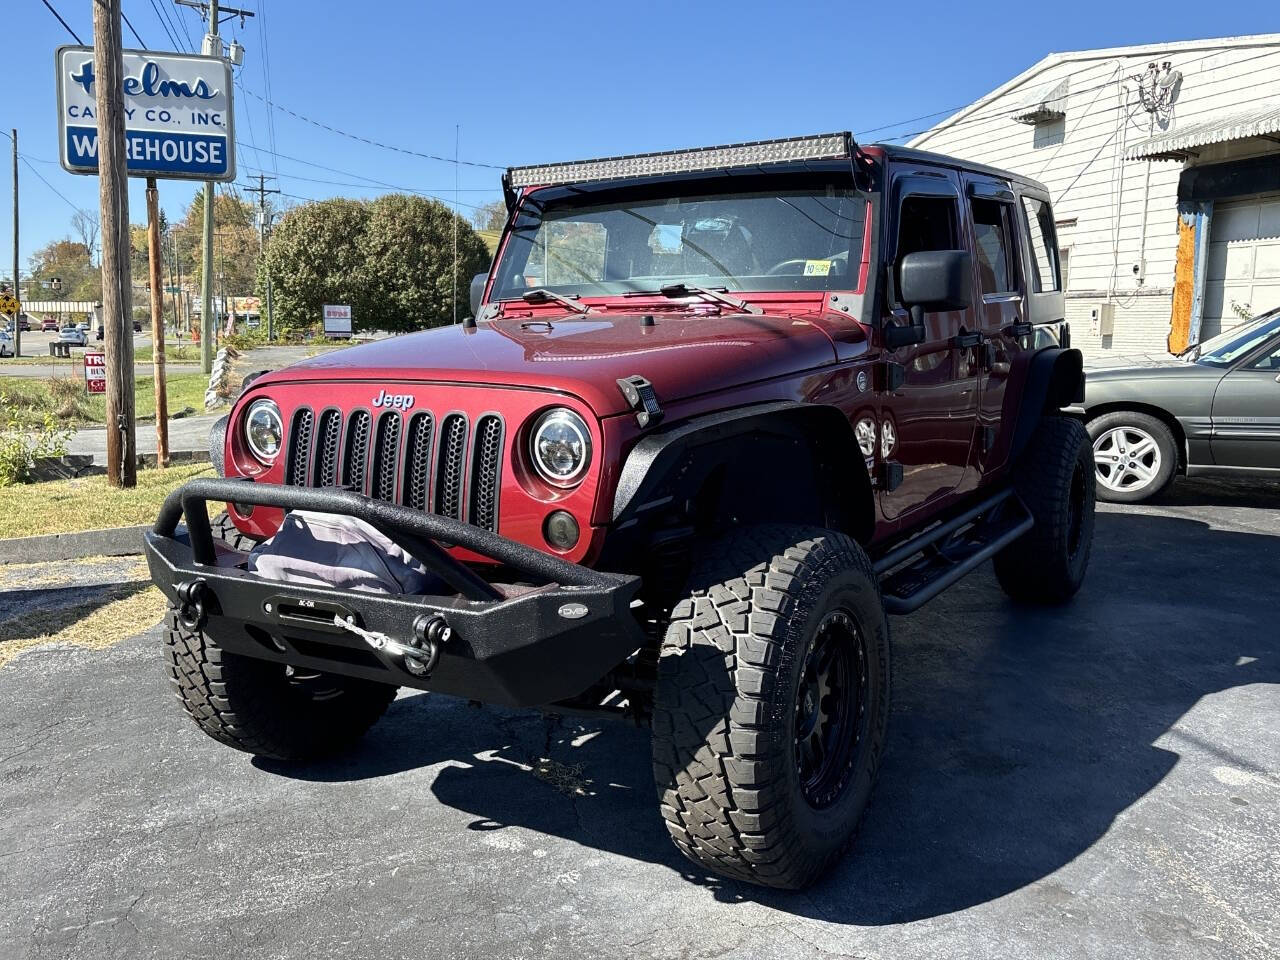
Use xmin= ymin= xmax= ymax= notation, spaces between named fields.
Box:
xmin=3 ymin=0 xmax=1273 ymax=276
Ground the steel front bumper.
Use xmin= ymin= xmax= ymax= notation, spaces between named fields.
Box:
xmin=144 ymin=478 xmax=644 ymax=708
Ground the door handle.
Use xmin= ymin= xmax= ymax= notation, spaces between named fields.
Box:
xmin=1006 ymin=321 xmax=1033 ymax=337
xmin=953 ymin=329 xmax=983 ymax=349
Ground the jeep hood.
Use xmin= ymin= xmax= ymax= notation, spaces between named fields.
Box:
xmin=262 ymin=312 xmax=842 ymax=416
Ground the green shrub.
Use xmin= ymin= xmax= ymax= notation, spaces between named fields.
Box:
xmin=0 ymin=397 xmax=72 ymax=486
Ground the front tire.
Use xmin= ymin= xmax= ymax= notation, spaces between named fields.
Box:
xmin=652 ymin=525 xmax=890 ymax=890
xmin=994 ymin=416 xmax=1095 ymax=604
xmin=163 ymin=612 xmax=397 ymax=760
xmin=1086 ymin=410 xmax=1177 ymax=503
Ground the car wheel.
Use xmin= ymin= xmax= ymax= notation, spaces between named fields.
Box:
xmin=1086 ymin=411 xmax=1177 ymax=504
xmin=652 ymin=525 xmax=891 ymax=889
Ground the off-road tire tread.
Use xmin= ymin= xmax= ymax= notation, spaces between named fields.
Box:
xmin=994 ymin=416 xmax=1095 ymax=604
xmin=652 ymin=525 xmax=889 ymax=890
xmin=163 ymin=612 xmax=396 ymax=760
xmin=211 ymin=510 xmax=261 ymax=552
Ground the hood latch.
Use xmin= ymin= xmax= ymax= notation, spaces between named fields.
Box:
xmin=617 ymin=375 xmax=663 ymax=429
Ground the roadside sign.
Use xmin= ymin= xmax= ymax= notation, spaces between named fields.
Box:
xmin=84 ymin=351 xmax=106 ymax=394
xmin=0 ymin=293 xmax=19 ymax=316
xmin=323 ymin=304 xmax=353 ymax=337
xmin=56 ymin=46 xmax=235 ymax=182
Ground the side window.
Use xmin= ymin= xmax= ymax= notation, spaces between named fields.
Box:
xmin=1020 ymin=196 xmax=1061 ymax=293
xmin=1249 ymin=342 xmax=1280 ymax=371
xmin=970 ymin=197 xmax=1019 ymax=295
xmin=895 ymin=193 xmax=959 ymax=298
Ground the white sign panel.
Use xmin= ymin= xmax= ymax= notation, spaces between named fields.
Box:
xmin=56 ymin=46 xmax=235 ymax=182
xmin=323 ymin=304 xmax=353 ymax=337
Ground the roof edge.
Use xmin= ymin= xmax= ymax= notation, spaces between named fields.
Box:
xmin=909 ymin=33 xmax=1280 ymax=148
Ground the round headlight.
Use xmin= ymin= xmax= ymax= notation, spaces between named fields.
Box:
xmin=243 ymin=398 xmax=283 ymax=462
xmin=530 ymin=408 xmax=591 ymax=486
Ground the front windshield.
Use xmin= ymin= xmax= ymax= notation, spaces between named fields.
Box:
xmin=1196 ymin=309 xmax=1280 ymax=366
xmin=490 ymin=173 xmax=865 ymax=302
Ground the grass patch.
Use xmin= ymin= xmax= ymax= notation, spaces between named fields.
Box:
xmin=134 ymin=342 xmax=203 ymax=363
xmin=0 ymin=462 xmax=215 ymax=539
xmin=0 ymin=372 xmax=209 ymax=428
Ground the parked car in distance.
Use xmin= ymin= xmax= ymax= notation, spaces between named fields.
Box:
xmin=1072 ymin=307 xmax=1280 ymax=502
xmin=133 ymin=319 xmax=143 ymax=333
xmin=16 ymin=313 xmax=31 ymax=332
xmin=41 ymin=318 xmax=59 ymax=332
xmin=58 ymin=325 xmax=87 ymax=347
xmin=0 ymin=330 xmax=13 ymax=357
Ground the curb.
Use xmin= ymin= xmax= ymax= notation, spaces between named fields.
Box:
xmin=0 ymin=525 xmax=150 ymax=564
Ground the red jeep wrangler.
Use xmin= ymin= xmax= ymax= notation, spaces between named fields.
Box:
xmin=147 ymin=133 xmax=1092 ymax=889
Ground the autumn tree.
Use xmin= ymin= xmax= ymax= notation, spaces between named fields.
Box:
xmin=27 ymin=238 xmax=99 ymax=302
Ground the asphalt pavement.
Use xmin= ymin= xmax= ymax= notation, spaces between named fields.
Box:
xmin=0 ymin=481 xmax=1277 ymax=960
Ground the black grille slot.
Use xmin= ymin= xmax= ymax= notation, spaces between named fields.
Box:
xmin=313 ymin=409 xmax=343 ymax=487
xmin=286 ymin=408 xmax=314 ymax=487
xmin=403 ymin=412 xmax=434 ymax=511
xmin=371 ymin=413 xmax=402 ymax=502
xmin=468 ymin=415 xmax=504 ymax=532
xmin=343 ymin=410 xmax=372 ymax=494
xmin=434 ymin=414 xmax=468 ymax=520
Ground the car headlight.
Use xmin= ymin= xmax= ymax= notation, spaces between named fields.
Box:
xmin=530 ymin=408 xmax=591 ymax=486
xmin=243 ymin=398 xmax=283 ymax=462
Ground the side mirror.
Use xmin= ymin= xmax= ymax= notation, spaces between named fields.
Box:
xmin=886 ymin=249 xmax=972 ymax=349
xmin=469 ymin=273 xmax=488 ymax=318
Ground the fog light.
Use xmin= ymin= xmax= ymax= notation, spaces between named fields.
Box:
xmin=544 ymin=510 xmax=580 ymax=550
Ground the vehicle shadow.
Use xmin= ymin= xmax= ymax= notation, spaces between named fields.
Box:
xmin=260 ymin=510 xmax=1277 ymax=924
xmin=1158 ymin=475 xmax=1280 ymax=509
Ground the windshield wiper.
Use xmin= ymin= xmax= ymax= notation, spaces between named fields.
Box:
xmin=520 ymin=288 xmax=591 ymax=314
xmin=659 ymin=283 xmax=762 ymax=315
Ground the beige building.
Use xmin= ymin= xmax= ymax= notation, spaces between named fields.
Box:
xmin=910 ymin=34 xmax=1280 ymax=362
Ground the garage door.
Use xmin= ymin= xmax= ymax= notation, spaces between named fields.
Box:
xmin=1202 ymin=195 xmax=1280 ymax=340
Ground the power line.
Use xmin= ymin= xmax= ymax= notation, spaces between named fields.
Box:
xmin=38 ymin=0 xmax=83 ymax=43
xmin=121 ymin=8 xmax=148 ymax=48
xmin=255 ymin=0 xmax=280 ymax=177
xmin=237 ymin=86 xmax=505 ymax=169
xmin=146 ymin=0 xmax=183 ymax=49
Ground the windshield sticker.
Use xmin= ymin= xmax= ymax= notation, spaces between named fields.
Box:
xmin=803 ymin=259 xmax=832 ymax=276
xmin=649 ymin=224 xmax=684 ymax=255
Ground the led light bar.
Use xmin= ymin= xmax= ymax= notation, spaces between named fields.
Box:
xmin=507 ymin=132 xmax=854 ymax=189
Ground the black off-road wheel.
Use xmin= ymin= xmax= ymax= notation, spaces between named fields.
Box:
xmin=994 ymin=416 xmax=1095 ymax=604
xmin=163 ymin=612 xmax=397 ymax=761
xmin=651 ymin=525 xmax=891 ymax=890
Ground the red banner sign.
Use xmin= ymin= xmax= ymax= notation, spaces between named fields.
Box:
xmin=84 ymin=351 xmax=106 ymax=394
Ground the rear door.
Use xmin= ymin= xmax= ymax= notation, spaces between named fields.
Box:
xmin=1211 ymin=332 xmax=1280 ymax=469
xmin=879 ymin=165 xmax=979 ymax=521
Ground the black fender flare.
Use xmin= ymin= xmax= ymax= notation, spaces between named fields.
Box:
xmin=209 ymin=413 xmax=229 ymax=476
xmin=1010 ymin=346 xmax=1085 ymax=462
xmin=611 ymin=400 xmax=875 ymax=543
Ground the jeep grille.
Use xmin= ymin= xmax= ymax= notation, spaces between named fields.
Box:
xmin=283 ymin=405 xmax=503 ymax=531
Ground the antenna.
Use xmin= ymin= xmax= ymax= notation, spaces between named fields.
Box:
xmin=453 ymin=123 xmax=459 ymax=325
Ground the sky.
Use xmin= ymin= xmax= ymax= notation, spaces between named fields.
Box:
xmin=2 ymin=0 xmax=1275 ymax=281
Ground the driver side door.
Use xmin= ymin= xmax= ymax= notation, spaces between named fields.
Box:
xmin=1211 ymin=334 xmax=1280 ymax=469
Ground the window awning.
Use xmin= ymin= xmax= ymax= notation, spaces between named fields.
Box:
xmin=1126 ymin=100 xmax=1280 ymax=161
xmin=1012 ymin=77 xmax=1069 ymax=125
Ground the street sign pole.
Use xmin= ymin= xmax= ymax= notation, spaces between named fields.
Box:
xmin=92 ymin=0 xmax=137 ymax=487
xmin=10 ymin=128 xmax=18 ymax=359
xmin=147 ymin=177 xmax=169 ymax=467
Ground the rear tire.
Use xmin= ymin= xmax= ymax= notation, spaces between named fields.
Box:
xmin=163 ymin=611 xmax=397 ymax=761
xmin=994 ymin=416 xmax=1095 ymax=604
xmin=1086 ymin=410 xmax=1177 ymax=503
xmin=652 ymin=525 xmax=890 ymax=890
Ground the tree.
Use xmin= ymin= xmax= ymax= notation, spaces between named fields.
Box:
xmin=471 ymin=200 xmax=507 ymax=233
xmin=262 ymin=194 xmax=492 ymax=335
xmin=27 ymin=238 xmax=99 ymax=303
xmin=359 ymin=194 xmax=491 ymax=331
xmin=71 ymin=210 xmax=99 ymax=266
xmin=169 ymin=185 xmax=259 ymax=297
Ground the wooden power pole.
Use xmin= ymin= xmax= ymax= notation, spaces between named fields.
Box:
xmin=146 ymin=178 xmax=169 ymax=467
xmin=92 ymin=0 xmax=137 ymax=487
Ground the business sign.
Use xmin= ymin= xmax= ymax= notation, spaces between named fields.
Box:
xmin=323 ymin=304 xmax=353 ymax=337
xmin=84 ymin=351 xmax=106 ymax=394
xmin=56 ymin=46 xmax=235 ymax=181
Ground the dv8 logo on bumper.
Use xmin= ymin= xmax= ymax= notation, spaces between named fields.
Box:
xmin=372 ymin=390 xmax=416 ymax=410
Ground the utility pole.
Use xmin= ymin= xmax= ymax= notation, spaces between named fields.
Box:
xmin=10 ymin=128 xmax=18 ymax=359
xmin=242 ymin=172 xmax=278 ymax=339
xmin=146 ymin=178 xmax=169 ymax=467
xmin=176 ymin=0 xmax=254 ymax=372
xmin=93 ymin=0 xmax=137 ymax=487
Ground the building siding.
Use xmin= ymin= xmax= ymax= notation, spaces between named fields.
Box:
xmin=908 ymin=35 xmax=1280 ymax=362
